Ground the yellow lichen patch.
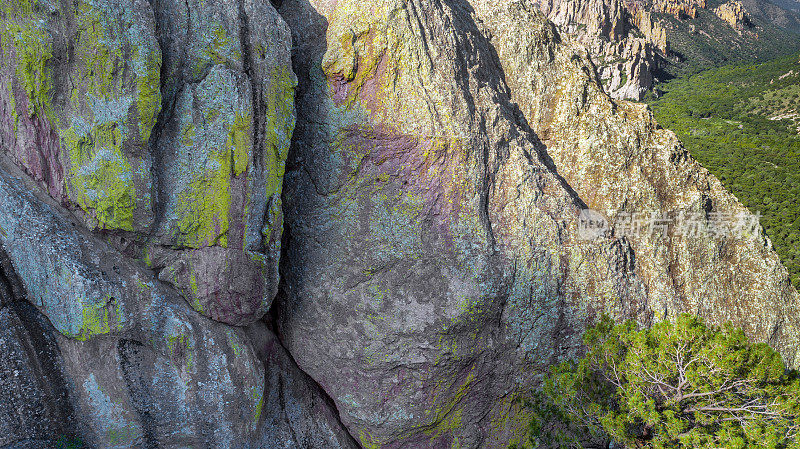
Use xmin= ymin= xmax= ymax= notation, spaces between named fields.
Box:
xmin=135 ymin=48 xmax=162 ymax=144
xmin=1 ymin=0 xmax=54 ymax=120
xmin=63 ymin=123 xmax=138 ymax=231
xmin=418 ymin=368 xmax=476 ymax=446
xmin=228 ymin=112 xmax=253 ymax=177
xmin=76 ymin=295 xmax=121 ymax=341
xmin=263 ymin=64 xmax=296 ymax=194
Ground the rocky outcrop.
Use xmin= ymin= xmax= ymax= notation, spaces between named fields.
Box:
xmin=1 ymin=0 xmax=799 ymax=448
xmin=532 ymin=0 xmax=663 ymax=100
xmin=653 ymin=0 xmax=707 ymax=19
xmin=0 ymin=156 xmax=265 ymax=446
xmin=477 ymin=0 xmax=799 ymax=361
xmin=715 ymin=0 xmax=753 ymax=32
xmin=536 ymin=0 xmax=627 ymax=40
xmin=635 ymin=10 xmax=669 ymax=53
xmin=274 ymin=0 xmax=799 ymax=447
xmin=0 ymin=0 xmax=354 ymax=447
xmin=0 ymin=0 xmax=296 ymax=326
xmin=0 ymin=153 xmax=356 ymax=448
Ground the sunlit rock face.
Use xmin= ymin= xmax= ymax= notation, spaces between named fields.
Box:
xmin=275 ymin=0 xmax=799 ymax=447
xmin=530 ymin=0 xmax=662 ymax=100
xmin=0 ymin=0 xmax=798 ymax=447
xmin=477 ymin=0 xmax=798 ymax=364
xmin=714 ymin=0 xmax=753 ymax=32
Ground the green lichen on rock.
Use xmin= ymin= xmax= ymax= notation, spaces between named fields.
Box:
xmin=228 ymin=112 xmax=253 ymax=177
xmin=172 ymin=106 xmax=250 ymax=247
xmin=135 ymin=49 xmax=162 ymax=144
xmin=157 ymin=62 xmax=260 ymax=249
xmin=63 ymin=123 xmax=138 ymax=231
xmin=1 ymin=0 xmax=160 ymax=232
xmin=74 ymin=2 xmax=124 ymax=98
xmin=76 ymin=295 xmax=121 ymax=342
xmin=263 ymin=63 xmax=296 ymax=197
xmin=1 ymin=0 xmax=54 ymax=120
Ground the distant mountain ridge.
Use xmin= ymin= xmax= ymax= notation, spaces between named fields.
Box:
xmin=532 ymin=0 xmax=800 ymax=99
xmin=770 ymin=0 xmax=800 ymax=11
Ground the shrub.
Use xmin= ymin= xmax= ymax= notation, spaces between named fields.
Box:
xmin=516 ymin=315 xmax=800 ymax=449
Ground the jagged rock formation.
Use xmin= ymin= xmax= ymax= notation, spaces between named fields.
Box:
xmin=531 ymin=0 xmax=800 ymax=100
xmin=477 ymin=0 xmax=799 ymax=360
xmin=532 ymin=0 xmax=662 ymax=100
xmin=146 ymin=0 xmax=296 ymax=325
xmin=715 ymin=0 xmax=753 ymax=32
xmin=0 ymin=0 xmax=799 ymax=448
xmin=635 ymin=10 xmax=669 ymax=52
xmin=653 ymin=0 xmax=707 ymax=19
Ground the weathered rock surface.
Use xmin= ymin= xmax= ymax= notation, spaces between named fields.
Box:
xmin=0 ymin=154 xmax=354 ymax=447
xmin=1 ymin=0 xmax=799 ymax=448
xmin=714 ymin=0 xmax=753 ymax=32
xmin=0 ymin=250 xmax=81 ymax=448
xmin=635 ymin=10 xmax=669 ymax=53
xmin=0 ymin=0 xmax=296 ymax=325
xmin=0 ymin=156 xmax=264 ymax=446
xmin=147 ymin=0 xmax=296 ymax=325
xmin=532 ymin=0 xmax=662 ymax=100
xmin=246 ymin=323 xmax=362 ymax=449
xmin=275 ymin=0 xmax=800 ymax=447
xmin=0 ymin=0 xmax=161 ymax=232
xmin=478 ymin=0 xmax=799 ymax=362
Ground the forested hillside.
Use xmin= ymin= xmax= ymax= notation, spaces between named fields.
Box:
xmin=655 ymin=5 xmax=800 ymax=78
xmin=649 ymin=53 xmax=800 ymax=287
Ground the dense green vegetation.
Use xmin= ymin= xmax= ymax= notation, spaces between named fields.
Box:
xmin=647 ymin=52 xmax=800 ymax=288
xmin=513 ymin=315 xmax=800 ymax=448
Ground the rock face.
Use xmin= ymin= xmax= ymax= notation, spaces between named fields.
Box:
xmin=0 ymin=153 xmax=355 ymax=448
xmin=715 ymin=0 xmax=753 ymax=32
xmin=635 ymin=10 xmax=669 ymax=53
xmin=0 ymin=0 xmax=799 ymax=448
xmin=653 ymin=0 xmax=707 ymax=19
xmin=0 ymin=0 xmax=161 ymax=232
xmin=0 ymin=250 xmax=80 ymax=448
xmin=0 ymin=0 xmax=354 ymax=447
xmin=275 ymin=0 xmax=799 ymax=447
xmin=0 ymin=157 xmax=265 ymax=446
xmin=147 ymin=0 xmax=297 ymax=325
xmin=478 ymin=0 xmax=799 ymax=361
xmin=532 ymin=0 xmax=663 ymax=100
xmin=0 ymin=0 xmax=296 ymax=325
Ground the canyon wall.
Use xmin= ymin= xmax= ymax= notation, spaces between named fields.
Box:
xmin=0 ymin=0 xmax=797 ymax=447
